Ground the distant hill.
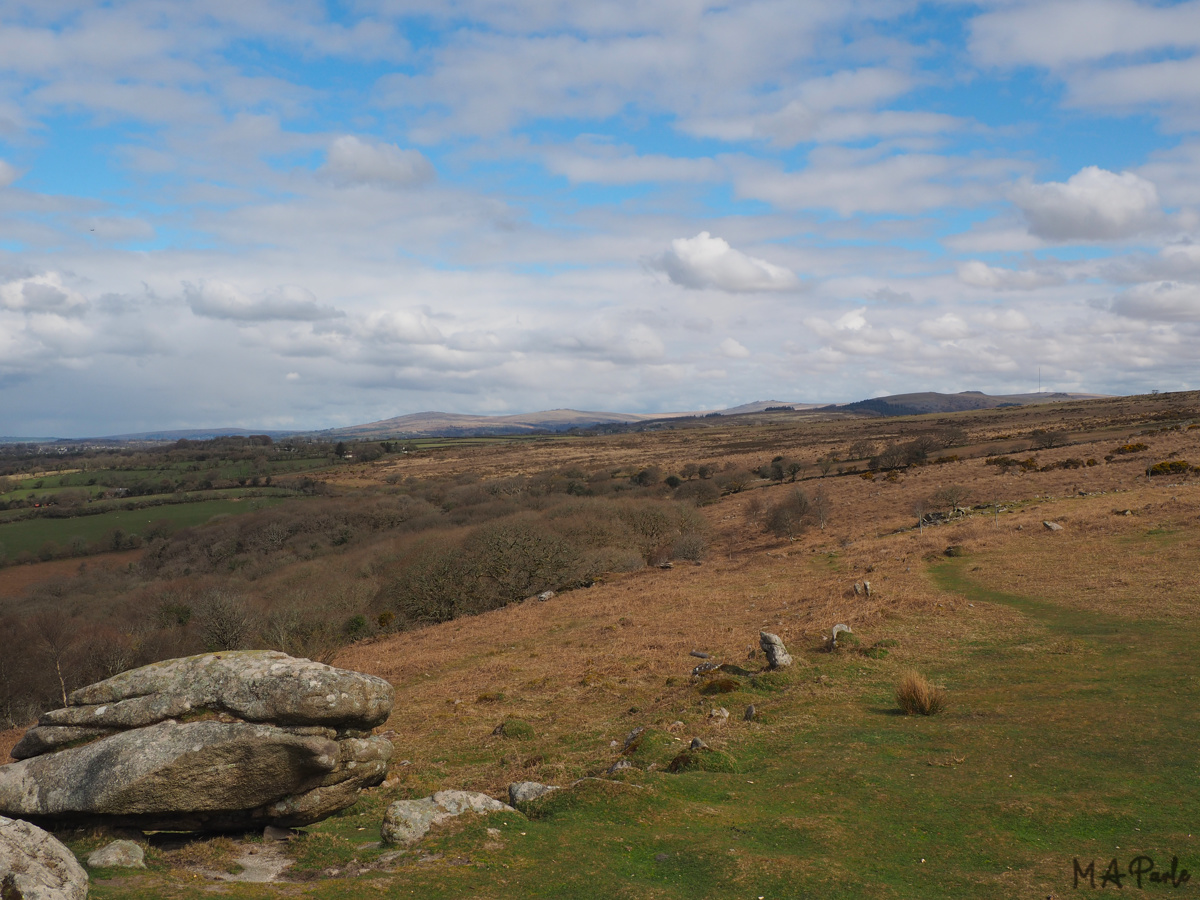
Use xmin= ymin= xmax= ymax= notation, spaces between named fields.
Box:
xmin=101 ymin=428 xmax=293 ymax=442
xmin=828 ymin=391 xmax=1108 ymax=417
xmin=319 ymin=409 xmax=656 ymax=439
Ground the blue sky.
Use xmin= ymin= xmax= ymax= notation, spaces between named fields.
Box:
xmin=1 ymin=0 xmax=1199 ymax=436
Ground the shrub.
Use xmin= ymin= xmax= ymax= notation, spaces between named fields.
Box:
xmin=1147 ymin=460 xmax=1190 ymax=477
xmin=765 ymin=489 xmax=811 ymax=539
xmin=1115 ymin=443 xmax=1149 ymax=454
xmin=895 ymin=671 xmax=946 ymax=716
xmin=672 ymin=532 xmax=707 ymax=561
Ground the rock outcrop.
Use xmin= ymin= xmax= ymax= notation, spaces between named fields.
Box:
xmin=88 ymin=839 xmax=146 ymax=869
xmin=0 ymin=651 xmax=394 ymax=831
xmin=382 ymin=790 xmax=517 ymax=846
xmin=0 ymin=815 xmax=88 ymax=900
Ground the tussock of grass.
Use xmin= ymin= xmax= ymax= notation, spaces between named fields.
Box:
xmin=895 ymin=670 xmax=946 ymax=716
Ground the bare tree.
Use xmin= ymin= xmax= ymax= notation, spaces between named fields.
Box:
xmin=32 ymin=612 xmax=78 ymax=707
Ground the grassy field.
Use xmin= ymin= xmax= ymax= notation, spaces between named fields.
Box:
xmin=0 ymin=496 xmax=290 ymax=560
xmin=7 ymin=390 xmax=1200 ymax=898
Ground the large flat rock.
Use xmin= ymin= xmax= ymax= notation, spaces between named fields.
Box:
xmin=0 ymin=721 xmax=392 ymax=830
xmin=21 ymin=652 xmax=393 ymax=753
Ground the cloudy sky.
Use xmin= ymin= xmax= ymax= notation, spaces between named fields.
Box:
xmin=2 ymin=0 xmax=1200 ymax=436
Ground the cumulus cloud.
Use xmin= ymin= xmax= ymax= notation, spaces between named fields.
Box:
xmin=719 ymin=337 xmax=750 ymax=358
xmin=0 ymin=274 xmax=88 ymax=316
xmin=652 ymin=232 xmax=798 ymax=292
xmin=185 ymin=281 xmax=344 ymax=321
xmin=0 ymin=160 xmax=17 ymax=188
xmin=957 ymin=261 xmax=1065 ymax=290
xmin=1011 ymin=166 xmax=1162 ymax=241
xmin=320 ymin=136 xmax=435 ymax=189
xmin=920 ymin=313 xmax=970 ymax=340
xmin=1111 ymin=281 xmax=1200 ymax=321
xmin=1104 ymin=242 xmax=1200 ymax=284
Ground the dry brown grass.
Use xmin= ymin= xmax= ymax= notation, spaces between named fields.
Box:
xmin=895 ymin=670 xmax=947 ymax=715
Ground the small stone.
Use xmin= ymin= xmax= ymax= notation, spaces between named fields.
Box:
xmin=508 ymin=782 xmax=560 ymax=805
xmin=622 ymin=726 xmax=645 ymax=752
xmin=689 ymin=651 xmax=712 ymax=659
xmin=607 ymin=759 xmax=634 ymax=775
xmin=759 ymin=632 xmax=793 ymax=669
xmin=689 ymin=737 xmax=708 ymax=750
xmin=708 ymin=707 xmax=729 ymax=723
xmin=691 ymin=661 xmax=720 ymax=677
xmin=263 ymin=825 xmax=295 ymax=842
xmin=87 ymin=839 xmax=145 ymax=869
xmin=1043 ymin=521 xmax=1063 ymax=531
xmin=863 ymin=580 xmax=871 ymax=597
xmin=743 ymin=704 xmax=756 ymax=722
xmin=537 ymin=590 xmax=555 ymax=602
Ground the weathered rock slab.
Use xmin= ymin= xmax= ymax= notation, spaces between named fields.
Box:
xmin=87 ymin=839 xmax=146 ymax=869
xmin=0 ymin=720 xmax=392 ymax=830
xmin=382 ymin=791 xmax=516 ymax=847
xmin=31 ymin=651 xmax=393 ymax=745
xmin=0 ymin=815 xmax=88 ymax=900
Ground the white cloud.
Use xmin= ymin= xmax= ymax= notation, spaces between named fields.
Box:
xmin=0 ymin=160 xmax=17 ymax=188
xmin=543 ymin=142 xmax=722 ymax=184
xmin=0 ymin=274 xmax=88 ymax=316
xmin=833 ymin=309 xmax=868 ymax=331
xmin=920 ymin=313 xmax=970 ymax=340
xmin=719 ymin=337 xmax=750 ymax=358
xmin=977 ymin=308 xmax=1032 ymax=331
xmin=320 ymin=136 xmax=435 ymax=189
xmin=185 ymin=281 xmax=344 ymax=321
xmin=957 ymin=261 xmax=1065 ymax=290
xmin=1111 ymin=281 xmax=1200 ymax=321
xmin=652 ymin=232 xmax=798 ymax=292
xmin=970 ymin=0 xmax=1200 ymax=70
xmin=1011 ymin=166 xmax=1162 ymax=241
xmin=733 ymin=149 xmax=1023 ymax=216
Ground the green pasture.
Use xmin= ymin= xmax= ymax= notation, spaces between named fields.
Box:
xmin=0 ymin=497 xmax=290 ymax=560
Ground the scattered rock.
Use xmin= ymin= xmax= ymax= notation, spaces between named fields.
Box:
xmin=607 ymin=759 xmax=634 ymax=775
xmin=0 ymin=815 xmax=89 ymax=900
xmin=262 ymin=824 xmax=296 ymax=842
xmin=508 ymin=782 xmax=560 ymax=805
xmin=759 ymin=631 xmax=793 ymax=669
xmin=1 ymin=652 xmax=394 ymax=831
xmin=537 ymin=590 xmax=555 ymax=602
xmin=1043 ymin=520 xmax=1063 ymax=531
xmin=691 ymin=661 xmax=720 ymax=677
xmin=689 ymin=651 xmax=712 ymax=659
xmin=689 ymin=737 xmax=708 ymax=750
xmin=743 ymin=704 xmax=756 ymax=722
xmin=87 ymin=839 xmax=145 ymax=869
xmin=863 ymin=580 xmax=871 ymax=597
xmin=622 ymin=726 xmax=645 ymax=752
xmin=707 ymin=707 xmax=729 ymax=724
xmin=828 ymin=624 xmax=852 ymax=651
xmin=382 ymin=791 xmax=517 ymax=847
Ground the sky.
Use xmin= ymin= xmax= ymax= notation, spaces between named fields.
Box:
xmin=2 ymin=1 xmax=1200 ymax=437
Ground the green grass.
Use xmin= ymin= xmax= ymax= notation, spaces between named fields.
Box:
xmin=0 ymin=496 xmax=291 ymax=559
xmin=80 ymin=544 xmax=1200 ymax=898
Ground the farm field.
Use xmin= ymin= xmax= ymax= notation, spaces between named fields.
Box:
xmin=4 ymin=390 xmax=1200 ymax=898
xmin=0 ymin=496 xmax=292 ymax=561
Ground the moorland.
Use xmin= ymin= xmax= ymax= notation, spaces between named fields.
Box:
xmin=2 ymin=389 xmax=1199 ymax=898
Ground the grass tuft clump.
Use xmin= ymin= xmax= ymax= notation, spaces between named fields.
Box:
xmin=895 ymin=670 xmax=947 ymax=716
xmin=699 ymin=676 xmax=742 ymax=695
xmin=666 ymin=748 xmax=739 ymax=774
xmin=493 ymin=718 xmax=535 ymax=740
